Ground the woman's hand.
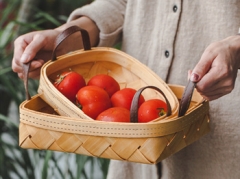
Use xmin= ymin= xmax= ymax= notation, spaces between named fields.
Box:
xmin=12 ymin=29 xmax=60 ymax=79
xmin=189 ymin=35 xmax=240 ymax=101
xmin=12 ymin=16 xmax=100 ymax=79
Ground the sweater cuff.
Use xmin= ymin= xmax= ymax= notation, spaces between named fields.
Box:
xmin=67 ymin=1 xmax=124 ymax=47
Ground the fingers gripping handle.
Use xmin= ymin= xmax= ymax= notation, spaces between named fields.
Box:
xmin=22 ymin=26 xmax=92 ymax=100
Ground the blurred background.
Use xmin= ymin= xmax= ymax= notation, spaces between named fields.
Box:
xmin=0 ymin=0 xmax=110 ymax=178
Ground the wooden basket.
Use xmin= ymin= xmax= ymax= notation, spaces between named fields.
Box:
xmin=19 ymin=26 xmax=210 ymax=164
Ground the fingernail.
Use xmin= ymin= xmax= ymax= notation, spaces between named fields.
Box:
xmin=190 ymin=73 xmax=199 ymax=82
xmin=20 ymin=54 xmax=30 ymax=63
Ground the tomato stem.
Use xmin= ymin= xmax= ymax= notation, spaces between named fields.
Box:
xmin=157 ymin=108 xmax=166 ymax=116
xmin=54 ymin=71 xmax=72 ymax=86
xmin=76 ymin=100 xmax=83 ymax=110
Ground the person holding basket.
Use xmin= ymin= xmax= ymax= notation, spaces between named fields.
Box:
xmin=12 ymin=1 xmax=240 ymax=179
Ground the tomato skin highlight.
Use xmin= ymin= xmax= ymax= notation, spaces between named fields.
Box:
xmin=76 ymin=86 xmax=112 ymax=119
xmin=138 ymin=99 xmax=167 ymax=123
xmin=111 ymin=88 xmax=145 ymax=110
xmin=54 ymin=71 xmax=86 ymax=103
xmin=87 ymin=74 xmax=120 ymax=97
xmin=96 ymin=107 xmax=130 ymax=122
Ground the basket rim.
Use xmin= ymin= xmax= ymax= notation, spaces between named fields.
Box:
xmin=39 ymin=47 xmax=179 ymax=119
xmin=20 ymin=85 xmax=209 ymax=138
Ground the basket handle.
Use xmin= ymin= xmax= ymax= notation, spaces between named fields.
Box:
xmin=130 ymin=86 xmax=172 ymax=123
xmin=22 ymin=61 xmax=31 ymax=100
xmin=130 ymin=81 xmax=196 ymax=122
xmin=51 ymin=25 xmax=91 ymax=61
xmin=22 ymin=26 xmax=92 ymax=100
xmin=178 ymin=80 xmax=196 ymax=117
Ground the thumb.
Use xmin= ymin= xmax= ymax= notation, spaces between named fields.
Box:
xmin=190 ymin=51 xmax=215 ymax=83
xmin=20 ymin=53 xmax=32 ymax=64
xmin=20 ymin=33 xmax=47 ymax=64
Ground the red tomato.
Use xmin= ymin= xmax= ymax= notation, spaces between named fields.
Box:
xmin=111 ymin=88 xmax=145 ymax=110
xmin=54 ymin=71 xmax=86 ymax=102
xmin=96 ymin=107 xmax=130 ymax=122
xmin=76 ymin=86 xmax=112 ymax=119
xmin=87 ymin=74 xmax=120 ymax=97
xmin=138 ymin=99 xmax=167 ymax=123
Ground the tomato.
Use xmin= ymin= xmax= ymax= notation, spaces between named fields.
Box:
xmin=111 ymin=88 xmax=145 ymax=110
xmin=87 ymin=74 xmax=120 ymax=97
xmin=54 ymin=71 xmax=86 ymax=102
xmin=138 ymin=99 xmax=167 ymax=123
xmin=76 ymin=86 xmax=112 ymax=119
xmin=96 ymin=107 xmax=130 ymax=122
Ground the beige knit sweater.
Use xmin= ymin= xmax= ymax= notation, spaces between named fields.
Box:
xmin=68 ymin=1 xmax=240 ymax=178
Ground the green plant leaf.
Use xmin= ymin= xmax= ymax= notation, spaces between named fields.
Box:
xmin=0 ymin=114 xmax=18 ymax=128
xmin=0 ymin=22 xmax=15 ymax=48
xmin=0 ymin=0 xmax=20 ymax=28
xmin=42 ymin=151 xmax=52 ymax=179
xmin=0 ymin=72 xmax=23 ymax=105
xmin=0 ymin=67 xmax=12 ymax=76
xmin=98 ymin=158 xmax=110 ymax=179
xmin=35 ymin=10 xmax=61 ymax=26
xmin=76 ymin=155 xmax=89 ymax=179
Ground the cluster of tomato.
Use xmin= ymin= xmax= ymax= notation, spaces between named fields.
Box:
xmin=53 ymin=71 xmax=167 ymax=123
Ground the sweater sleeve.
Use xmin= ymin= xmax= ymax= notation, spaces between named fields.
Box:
xmin=67 ymin=0 xmax=126 ymax=47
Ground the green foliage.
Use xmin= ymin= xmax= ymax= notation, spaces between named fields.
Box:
xmin=0 ymin=0 xmax=109 ymax=178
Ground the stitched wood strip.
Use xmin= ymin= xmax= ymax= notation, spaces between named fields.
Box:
xmin=20 ymin=99 xmax=209 ymax=138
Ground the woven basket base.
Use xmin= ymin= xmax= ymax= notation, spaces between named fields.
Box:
xmin=20 ymin=113 xmax=209 ymax=164
xmin=19 ymin=84 xmax=210 ymax=164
